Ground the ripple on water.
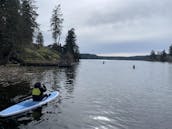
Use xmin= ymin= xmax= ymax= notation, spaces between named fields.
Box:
xmin=94 ymin=125 xmax=109 ymax=129
xmin=88 ymin=112 xmax=129 ymax=129
xmin=92 ymin=116 xmax=111 ymax=122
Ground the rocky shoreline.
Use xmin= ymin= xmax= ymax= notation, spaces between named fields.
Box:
xmin=0 ymin=66 xmax=31 ymax=87
xmin=20 ymin=61 xmax=75 ymax=67
xmin=0 ymin=61 xmax=76 ymax=88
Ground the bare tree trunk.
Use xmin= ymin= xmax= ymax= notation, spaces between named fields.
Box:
xmin=58 ymin=35 xmax=61 ymax=45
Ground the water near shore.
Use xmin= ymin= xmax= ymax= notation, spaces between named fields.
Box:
xmin=0 ymin=60 xmax=172 ymax=129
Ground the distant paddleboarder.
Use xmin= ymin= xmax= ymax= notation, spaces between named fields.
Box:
xmin=133 ymin=65 xmax=135 ymax=69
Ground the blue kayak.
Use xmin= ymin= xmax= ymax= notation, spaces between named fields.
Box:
xmin=0 ymin=91 xmax=59 ymax=117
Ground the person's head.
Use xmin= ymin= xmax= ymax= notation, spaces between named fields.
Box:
xmin=34 ymin=82 xmax=41 ymax=88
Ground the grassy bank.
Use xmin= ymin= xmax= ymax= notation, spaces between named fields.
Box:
xmin=10 ymin=45 xmax=62 ymax=66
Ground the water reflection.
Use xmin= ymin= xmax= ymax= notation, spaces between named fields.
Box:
xmin=32 ymin=107 xmax=43 ymax=121
xmin=0 ymin=81 xmax=31 ymax=111
xmin=0 ymin=107 xmax=43 ymax=129
xmin=0 ymin=64 xmax=79 ymax=129
xmin=29 ymin=64 xmax=78 ymax=94
xmin=0 ymin=118 xmax=20 ymax=129
xmin=64 ymin=65 xmax=78 ymax=94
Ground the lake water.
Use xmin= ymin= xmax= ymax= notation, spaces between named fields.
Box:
xmin=1 ymin=60 xmax=172 ymax=129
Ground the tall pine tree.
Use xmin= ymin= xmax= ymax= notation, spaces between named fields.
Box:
xmin=50 ymin=5 xmax=63 ymax=45
xmin=64 ymin=28 xmax=79 ymax=62
xmin=0 ymin=0 xmax=38 ymax=64
xmin=21 ymin=0 xmax=38 ymax=46
xmin=36 ymin=32 xmax=44 ymax=46
xmin=0 ymin=0 xmax=21 ymax=64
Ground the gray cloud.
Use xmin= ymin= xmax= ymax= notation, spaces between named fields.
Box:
xmin=86 ymin=0 xmax=172 ymax=26
xmin=36 ymin=0 xmax=172 ymax=56
xmin=80 ymin=36 xmax=172 ymax=54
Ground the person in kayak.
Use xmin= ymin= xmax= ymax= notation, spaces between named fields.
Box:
xmin=32 ymin=82 xmax=48 ymax=101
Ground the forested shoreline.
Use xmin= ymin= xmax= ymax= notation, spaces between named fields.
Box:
xmin=149 ymin=45 xmax=172 ymax=62
xmin=80 ymin=45 xmax=172 ymax=63
xmin=0 ymin=0 xmax=79 ymax=66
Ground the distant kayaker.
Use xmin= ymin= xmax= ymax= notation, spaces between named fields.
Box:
xmin=32 ymin=82 xmax=48 ymax=101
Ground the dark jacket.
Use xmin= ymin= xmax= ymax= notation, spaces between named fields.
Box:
xmin=32 ymin=82 xmax=47 ymax=101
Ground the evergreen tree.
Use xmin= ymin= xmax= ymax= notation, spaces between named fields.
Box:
xmin=50 ymin=43 xmax=63 ymax=54
xmin=64 ymin=28 xmax=79 ymax=62
xmin=160 ymin=50 xmax=167 ymax=62
xmin=150 ymin=50 xmax=156 ymax=60
xmin=0 ymin=0 xmax=21 ymax=63
xmin=21 ymin=0 xmax=38 ymax=45
xmin=169 ymin=45 xmax=172 ymax=56
xmin=0 ymin=0 xmax=38 ymax=64
xmin=36 ymin=32 xmax=44 ymax=46
xmin=50 ymin=5 xmax=63 ymax=45
xmin=0 ymin=0 xmax=7 ymax=63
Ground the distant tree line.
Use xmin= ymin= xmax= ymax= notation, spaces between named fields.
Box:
xmin=0 ymin=1 xmax=79 ymax=65
xmin=150 ymin=45 xmax=172 ymax=62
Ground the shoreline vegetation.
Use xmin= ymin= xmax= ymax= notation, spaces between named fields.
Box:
xmin=80 ymin=44 xmax=172 ymax=63
xmin=0 ymin=1 xmax=79 ymax=67
xmin=80 ymin=54 xmax=150 ymax=61
xmin=80 ymin=43 xmax=172 ymax=63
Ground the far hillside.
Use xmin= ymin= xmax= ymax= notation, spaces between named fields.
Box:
xmin=80 ymin=53 xmax=150 ymax=61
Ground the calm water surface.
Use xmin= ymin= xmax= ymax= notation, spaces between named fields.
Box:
xmin=0 ymin=60 xmax=172 ymax=129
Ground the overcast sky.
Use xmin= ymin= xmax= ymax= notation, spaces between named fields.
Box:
xmin=36 ymin=0 xmax=172 ymax=56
